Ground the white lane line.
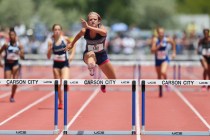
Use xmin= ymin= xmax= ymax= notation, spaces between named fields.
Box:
xmin=136 ymin=83 xmax=141 ymax=140
xmin=0 ymin=71 xmax=88 ymax=125
xmin=0 ymin=71 xmax=51 ymax=99
xmin=175 ymin=68 xmax=210 ymax=129
xmin=170 ymin=85 xmax=210 ymax=129
xmin=0 ymin=85 xmax=36 ymax=98
xmin=55 ymin=87 xmax=100 ymax=140
xmin=0 ymin=92 xmax=53 ymax=126
xmin=134 ymin=63 xmax=141 ymax=140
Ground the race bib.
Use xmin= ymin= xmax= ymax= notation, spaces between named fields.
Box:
xmin=7 ymin=53 xmax=19 ymax=60
xmin=157 ymin=51 xmax=166 ymax=59
xmin=202 ymin=48 xmax=210 ymax=56
xmin=53 ymin=54 xmax=66 ymax=62
xmin=88 ymin=43 xmax=104 ymax=52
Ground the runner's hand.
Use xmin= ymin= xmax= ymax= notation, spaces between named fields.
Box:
xmin=64 ymin=42 xmax=73 ymax=51
xmin=80 ymin=18 xmax=88 ymax=28
xmin=172 ymin=52 xmax=176 ymax=59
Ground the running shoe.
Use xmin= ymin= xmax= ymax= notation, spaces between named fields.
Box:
xmin=201 ymin=86 xmax=207 ymax=92
xmin=10 ymin=98 xmax=15 ymax=103
xmin=88 ymin=64 xmax=95 ymax=76
xmin=101 ymin=85 xmax=106 ymax=93
xmin=89 ymin=68 xmax=94 ymax=76
xmin=58 ymin=103 xmax=63 ymax=109
xmin=165 ymin=85 xmax=170 ymax=91
xmin=208 ymin=85 xmax=210 ymax=91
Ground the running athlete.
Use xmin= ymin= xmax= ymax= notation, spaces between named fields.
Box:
xmin=197 ymin=29 xmax=210 ymax=91
xmin=47 ymin=24 xmax=75 ymax=109
xmin=151 ymin=27 xmax=176 ymax=96
xmin=0 ymin=28 xmax=24 ymax=102
xmin=65 ymin=12 xmax=116 ymax=93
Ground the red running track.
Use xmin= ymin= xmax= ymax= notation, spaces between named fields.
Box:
xmin=0 ymin=64 xmax=210 ymax=140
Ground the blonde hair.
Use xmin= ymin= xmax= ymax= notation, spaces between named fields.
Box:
xmin=88 ymin=11 xmax=101 ymax=21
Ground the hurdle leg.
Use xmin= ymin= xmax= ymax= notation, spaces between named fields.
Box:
xmin=138 ymin=63 xmax=141 ymax=80
xmin=133 ymin=64 xmax=136 ymax=79
xmin=141 ymin=80 xmax=146 ymax=132
xmin=54 ymin=80 xmax=59 ymax=134
xmin=159 ymin=85 xmax=162 ymax=97
xmin=173 ymin=64 xmax=176 ymax=79
xmin=63 ymin=80 xmax=68 ymax=135
xmin=178 ymin=64 xmax=181 ymax=79
xmin=132 ymin=80 xmax=136 ymax=134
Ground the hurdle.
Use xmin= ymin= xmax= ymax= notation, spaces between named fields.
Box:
xmin=140 ymin=79 xmax=210 ymax=136
xmin=0 ymin=79 xmax=60 ymax=135
xmin=173 ymin=64 xmax=181 ymax=80
xmin=62 ymin=79 xmax=137 ymax=135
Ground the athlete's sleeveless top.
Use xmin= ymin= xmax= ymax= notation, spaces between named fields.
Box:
xmin=5 ymin=42 xmax=20 ymax=62
xmin=155 ymin=37 xmax=169 ymax=60
xmin=84 ymin=29 xmax=106 ymax=53
xmin=52 ymin=36 xmax=68 ymax=62
xmin=200 ymin=37 xmax=210 ymax=56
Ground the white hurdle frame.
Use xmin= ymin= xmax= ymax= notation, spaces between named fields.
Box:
xmin=62 ymin=79 xmax=137 ymax=135
xmin=140 ymin=79 xmax=210 ymax=136
xmin=0 ymin=79 xmax=60 ymax=135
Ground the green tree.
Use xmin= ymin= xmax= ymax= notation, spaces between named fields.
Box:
xmin=35 ymin=0 xmax=66 ymax=29
xmin=105 ymin=0 xmax=133 ymax=25
xmin=131 ymin=0 xmax=177 ymax=29
xmin=0 ymin=0 xmax=34 ymax=27
xmin=176 ymin=0 xmax=210 ymax=14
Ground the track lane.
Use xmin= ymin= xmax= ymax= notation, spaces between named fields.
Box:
xmin=140 ymin=65 xmax=210 ymax=140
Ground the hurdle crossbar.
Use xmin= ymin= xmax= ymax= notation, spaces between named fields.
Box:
xmin=141 ymin=80 xmax=210 ymax=136
xmin=63 ymin=79 xmax=137 ymax=135
xmin=140 ymin=79 xmax=210 ymax=86
xmin=63 ymin=79 xmax=136 ymax=85
xmin=0 ymin=130 xmax=59 ymax=135
xmin=63 ymin=130 xmax=134 ymax=135
xmin=141 ymin=130 xmax=210 ymax=136
xmin=0 ymin=79 xmax=60 ymax=85
xmin=0 ymin=79 xmax=60 ymax=135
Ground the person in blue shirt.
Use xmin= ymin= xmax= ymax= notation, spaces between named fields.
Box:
xmin=47 ymin=24 xmax=75 ymax=109
xmin=65 ymin=12 xmax=116 ymax=93
xmin=0 ymin=27 xmax=24 ymax=102
xmin=151 ymin=27 xmax=176 ymax=96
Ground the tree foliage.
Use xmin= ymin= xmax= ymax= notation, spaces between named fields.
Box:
xmin=176 ymin=0 xmax=210 ymax=14
xmin=0 ymin=0 xmax=209 ymax=30
xmin=131 ymin=0 xmax=177 ymax=29
xmin=0 ymin=0 xmax=34 ymax=27
xmin=35 ymin=0 xmax=66 ymax=28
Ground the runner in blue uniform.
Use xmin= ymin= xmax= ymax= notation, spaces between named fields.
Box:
xmin=151 ymin=27 xmax=176 ymax=96
xmin=197 ymin=29 xmax=210 ymax=91
xmin=47 ymin=24 xmax=75 ymax=109
xmin=65 ymin=12 xmax=116 ymax=93
xmin=0 ymin=28 xmax=24 ymax=102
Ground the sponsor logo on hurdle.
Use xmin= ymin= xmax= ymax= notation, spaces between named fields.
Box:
xmin=6 ymin=80 xmax=38 ymax=85
xmin=171 ymin=131 xmax=182 ymax=135
xmin=198 ymin=81 xmax=208 ymax=85
xmin=16 ymin=131 xmax=27 ymax=135
xmin=146 ymin=81 xmax=156 ymax=85
xmin=69 ymin=80 xmax=79 ymax=84
xmin=43 ymin=80 xmax=53 ymax=84
xmin=84 ymin=80 xmax=116 ymax=85
xmin=93 ymin=131 xmax=105 ymax=135
xmin=121 ymin=80 xmax=129 ymax=84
